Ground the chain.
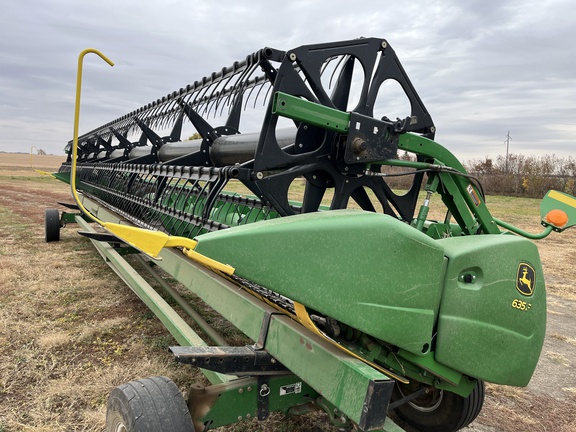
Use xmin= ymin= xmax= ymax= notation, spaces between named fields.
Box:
xmin=231 ymin=274 xmax=295 ymax=315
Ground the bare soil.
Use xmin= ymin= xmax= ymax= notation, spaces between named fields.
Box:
xmin=0 ymin=155 xmax=575 ymax=431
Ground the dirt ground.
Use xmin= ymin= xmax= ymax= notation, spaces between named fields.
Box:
xmin=0 ymin=155 xmax=575 ymax=431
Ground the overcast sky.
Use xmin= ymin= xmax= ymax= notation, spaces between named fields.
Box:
xmin=1 ymin=0 xmax=575 ymax=162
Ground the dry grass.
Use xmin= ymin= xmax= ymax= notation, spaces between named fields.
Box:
xmin=0 ymin=186 xmax=197 ymax=431
xmin=1 ymin=154 xmax=575 ymax=431
xmin=477 ymin=383 xmax=576 ymax=432
xmin=0 ymin=153 xmax=65 ymax=169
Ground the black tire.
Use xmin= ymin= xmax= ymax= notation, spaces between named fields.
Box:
xmin=392 ymin=380 xmax=485 ymax=432
xmin=45 ymin=208 xmax=60 ymax=242
xmin=106 ymin=376 xmax=195 ymax=432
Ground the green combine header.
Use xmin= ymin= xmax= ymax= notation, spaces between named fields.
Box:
xmin=46 ymin=38 xmax=576 ymax=432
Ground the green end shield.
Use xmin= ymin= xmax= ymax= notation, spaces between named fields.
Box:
xmin=541 ymin=190 xmax=576 ymax=231
xmin=435 ymin=235 xmax=546 ymax=387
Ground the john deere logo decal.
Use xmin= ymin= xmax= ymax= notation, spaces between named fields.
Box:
xmin=516 ymin=263 xmax=535 ymax=296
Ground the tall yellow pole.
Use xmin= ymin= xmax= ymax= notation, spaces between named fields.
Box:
xmin=70 ymin=49 xmax=114 ymax=223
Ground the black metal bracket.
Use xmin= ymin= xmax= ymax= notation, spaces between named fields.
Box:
xmin=257 ymin=375 xmax=271 ymax=420
xmin=169 ymin=345 xmax=289 ymax=376
xmin=255 ymin=310 xmax=285 ymax=349
xmin=76 ymin=231 xmax=140 ymax=255
xmin=77 ymin=231 xmax=120 ymax=243
xmin=57 ymin=201 xmax=80 ymax=210
xmin=358 ymin=379 xmax=395 ymax=431
xmin=344 ymin=113 xmax=398 ymax=164
xmin=134 ymin=118 xmax=164 ymax=150
xmin=169 ymin=308 xmax=289 ymax=422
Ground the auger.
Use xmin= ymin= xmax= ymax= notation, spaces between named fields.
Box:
xmin=46 ymin=38 xmax=576 ymax=432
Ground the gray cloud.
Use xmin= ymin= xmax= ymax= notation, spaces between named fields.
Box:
xmin=1 ymin=0 xmax=574 ymax=162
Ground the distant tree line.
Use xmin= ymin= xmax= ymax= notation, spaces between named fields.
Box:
xmin=464 ymin=154 xmax=576 ymax=198
xmin=384 ymin=153 xmax=576 ymax=198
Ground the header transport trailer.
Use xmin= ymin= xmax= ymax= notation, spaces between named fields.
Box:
xmin=46 ymin=38 xmax=576 ymax=432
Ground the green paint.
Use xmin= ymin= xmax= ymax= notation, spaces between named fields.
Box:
xmin=435 ymin=235 xmax=546 ymax=386
xmin=192 ymin=376 xmax=319 ymax=429
xmin=272 ymin=91 xmax=350 ymax=132
xmin=195 ymin=210 xmax=446 ymax=356
xmin=540 ymin=190 xmax=576 ymax=231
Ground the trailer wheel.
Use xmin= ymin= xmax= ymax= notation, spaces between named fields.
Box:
xmin=106 ymin=376 xmax=195 ymax=432
xmin=45 ymin=208 xmax=60 ymax=242
xmin=392 ymin=379 xmax=485 ymax=432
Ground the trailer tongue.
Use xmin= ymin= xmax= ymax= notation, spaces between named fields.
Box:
xmin=47 ymin=38 xmax=576 ymax=432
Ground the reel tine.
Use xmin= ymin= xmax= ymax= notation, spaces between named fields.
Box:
xmin=245 ymin=81 xmax=259 ymax=109
xmin=68 ymin=46 xmax=284 ymax=151
xmin=219 ymin=69 xmax=248 ymax=116
xmin=230 ymin=59 xmax=260 ymax=110
xmin=262 ymin=81 xmax=273 ymax=107
xmin=320 ymin=54 xmax=338 ymax=77
xmin=327 ymin=55 xmax=349 ymax=91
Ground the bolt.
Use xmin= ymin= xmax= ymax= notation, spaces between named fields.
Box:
xmin=352 ymin=137 xmax=368 ymax=154
xmin=299 ymin=143 xmax=303 ymax=148
xmin=246 ymin=413 xmax=251 ymax=419
xmin=430 ymin=126 xmax=436 ymax=133
xmin=381 ymin=40 xmax=388 ymax=49
xmin=256 ymin=172 xmax=264 ymax=180
xmin=239 ymin=388 xmax=244 ymax=394
xmin=247 ymin=386 xmax=252 ymax=392
xmin=271 ymin=358 xmax=277 ymax=364
xmin=238 ymin=416 xmax=243 ymax=421
xmin=289 ymin=52 xmax=297 ymax=61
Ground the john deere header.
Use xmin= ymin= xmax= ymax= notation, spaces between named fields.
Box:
xmin=47 ymin=38 xmax=576 ymax=432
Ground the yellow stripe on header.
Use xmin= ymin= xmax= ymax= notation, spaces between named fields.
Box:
xmin=549 ymin=190 xmax=576 ymax=208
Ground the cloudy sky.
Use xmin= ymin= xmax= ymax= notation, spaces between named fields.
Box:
xmin=1 ymin=0 xmax=575 ymax=162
